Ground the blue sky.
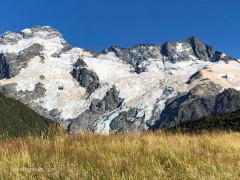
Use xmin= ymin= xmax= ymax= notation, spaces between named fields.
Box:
xmin=0 ymin=0 xmax=239 ymax=57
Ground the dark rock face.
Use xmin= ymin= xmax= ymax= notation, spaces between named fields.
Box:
xmin=51 ymin=42 xmax=72 ymax=58
xmin=156 ymin=82 xmax=222 ymax=128
xmin=0 ymin=53 xmax=10 ymax=79
xmin=160 ymin=41 xmax=190 ymax=63
xmin=214 ymin=89 xmax=240 ymax=114
xmin=161 ymin=37 xmax=232 ymax=63
xmin=186 ymin=37 xmax=233 ymax=62
xmin=103 ymin=37 xmax=233 ymax=72
xmin=103 ymin=44 xmax=162 ymax=74
xmin=109 ymin=108 xmax=147 ymax=133
xmin=29 ymin=105 xmax=62 ymax=122
xmin=0 ymin=53 xmax=17 ymax=79
xmin=18 ymin=83 xmax=46 ymax=104
xmin=18 ymin=43 xmax=43 ymax=61
xmin=0 ymin=43 xmax=44 ymax=79
xmin=186 ymin=71 xmax=203 ymax=84
xmin=72 ymin=59 xmax=100 ymax=94
xmin=153 ymin=83 xmax=240 ymax=129
xmin=0 ymin=82 xmax=46 ymax=104
xmin=91 ymin=87 xmax=122 ymax=112
xmin=68 ymin=86 xmax=123 ymax=133
xmin=186 ymin=37 xmax=219 ymax=61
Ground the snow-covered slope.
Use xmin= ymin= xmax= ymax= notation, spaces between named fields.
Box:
xmin=0 ymin=26 xmax=238 ymax=134
xmin=0 ymin=26 xmax=93 ymax=120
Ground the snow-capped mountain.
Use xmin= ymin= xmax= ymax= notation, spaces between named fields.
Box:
xmin=0 ymin=26 xmax=239 ymax=134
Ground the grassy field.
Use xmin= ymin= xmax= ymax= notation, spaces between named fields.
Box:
xmin=0 ymin=131 xmax=240 ymax=180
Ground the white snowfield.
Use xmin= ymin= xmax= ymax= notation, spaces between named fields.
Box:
xmin=0 ymin=26 xmax=239 ymax=134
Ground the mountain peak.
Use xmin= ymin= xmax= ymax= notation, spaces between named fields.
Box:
xmin=20 ymin=26 xmax=63 ymax=39
xmin=186 ymin=36 xmax=200 ymax=41
xmin=0 ymin=26 xmax=69 ymax=54
xmin=0 ymin=26 xmax=64 ymax=46
xmin=185 ymin=36 xmax=206 ymax=46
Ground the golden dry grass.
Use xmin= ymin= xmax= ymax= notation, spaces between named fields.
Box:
xmin=0 ymin=131 xmax=240 ymax=180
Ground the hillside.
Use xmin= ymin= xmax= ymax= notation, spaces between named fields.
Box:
xmin=0 ymin=92 xmax=57 ymax=137
xmin=168 ymin=110 xmax=240 ymax=133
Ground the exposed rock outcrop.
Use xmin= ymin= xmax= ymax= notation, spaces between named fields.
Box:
xmin=153 ymin=83 xmax=240 ymax=129
xmin=103 ymin=37 xmax=233 ymax=72
xmin=102 ymin=44 xmax=162 ymax=73
xmin=68 ymin=86 xmax=123 ymax=133
xmin=72 ymin=59 xmax=100 ymax=94
xmin=0 ymin=43 xmax=44 ymax=79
